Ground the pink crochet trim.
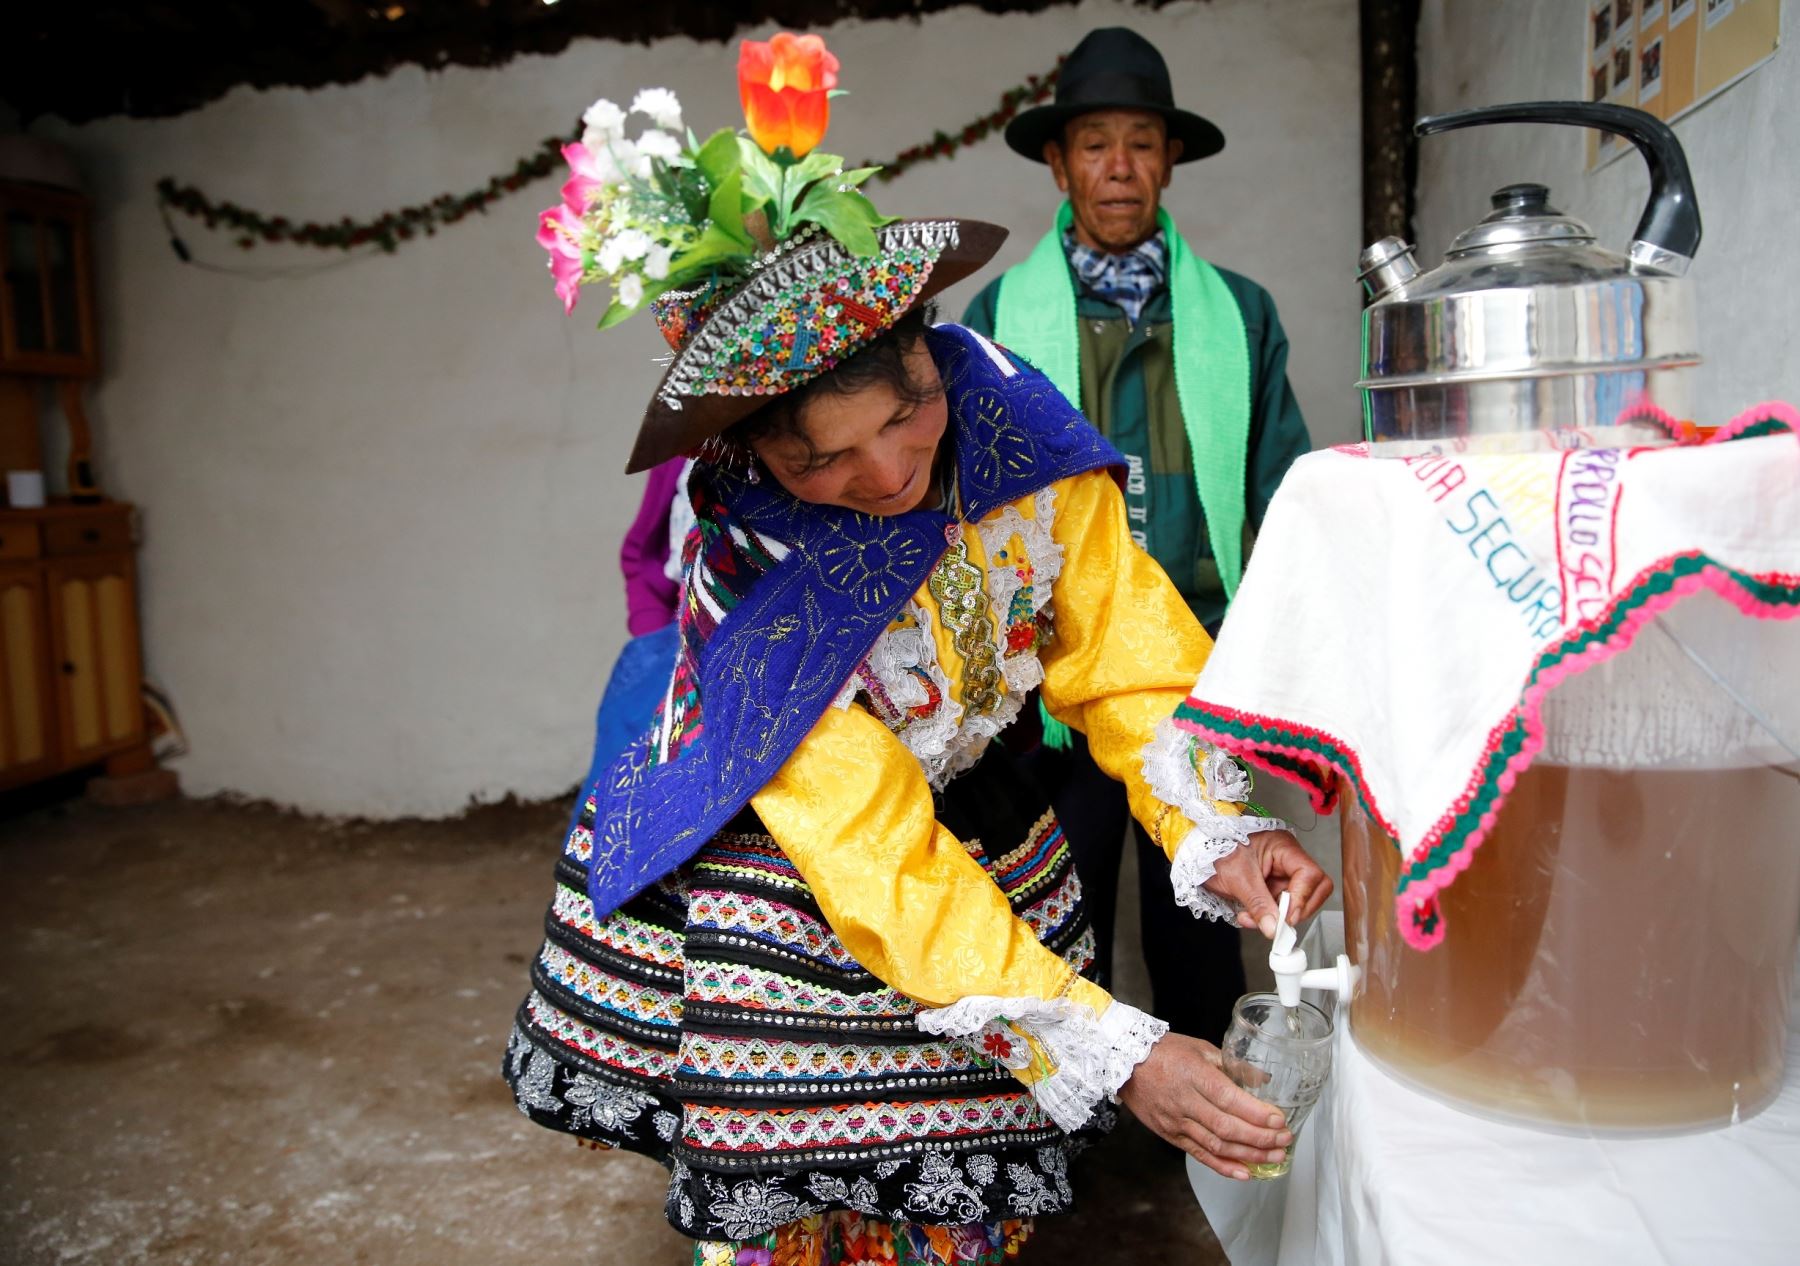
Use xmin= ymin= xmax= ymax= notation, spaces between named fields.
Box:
xmin=1172 ymin=707 xmax=1402 ymax=840
xmin=1611 ymin=399 xmax=1685 ymax=440
xmin=1708 ymin=399 xmax=1800 ymax=445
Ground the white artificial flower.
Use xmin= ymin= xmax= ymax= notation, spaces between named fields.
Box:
xmin=601 ymin=137 xmax=648 ymax=183
xmin=644 ymin=242 xmax=674 ymax=280
xmin=596 ymin=234 xmax=628 ymax=274
xmin=611 ymin=228 xmax=651 ymax=261
xmin=636 ymin=128 xmax=682 ymax=164
xmin=630 ymin=87 xmax=683 ymax=131
xmin=581 ymin=97 xmax=627 ymax=146
xmin=617 ymin=273 xmax=645 ymax=308
xmin=584 ymin=142 xmax=622 ymax=186
xmin=1203 ymin=750 xmax=1252 ymax=803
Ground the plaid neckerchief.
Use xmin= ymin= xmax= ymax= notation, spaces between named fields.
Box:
xmin=1063 ymin=229 xmax=1169 ymax=324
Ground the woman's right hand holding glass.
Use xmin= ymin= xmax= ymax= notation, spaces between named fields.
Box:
xmin=1116 ymin=1032 xmax=1293 ymax=1180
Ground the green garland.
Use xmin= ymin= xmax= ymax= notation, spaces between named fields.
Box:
xmin=155 ymin=62 xmax=1061 ymax=255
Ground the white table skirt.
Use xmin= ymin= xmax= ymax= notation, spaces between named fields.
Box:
xmin=1188 ymin=915 xmax=1800 ymax=1265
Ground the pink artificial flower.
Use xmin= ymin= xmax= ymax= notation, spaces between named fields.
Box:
xmin=559 ymin=140 xmax=609 ymax=216
xmin=536 ymin=203 xmax=587 ymax=315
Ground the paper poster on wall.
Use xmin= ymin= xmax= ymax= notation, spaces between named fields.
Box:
xmin=1585 ymin=0 xmax=1779 ymax=168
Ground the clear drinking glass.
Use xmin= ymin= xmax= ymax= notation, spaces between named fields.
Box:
xmin=1221 ymin=993 xmax=1334 ymax=1178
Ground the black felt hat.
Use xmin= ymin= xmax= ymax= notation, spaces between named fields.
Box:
xmin=1004 ymin=27 xmax=1225 ymax=165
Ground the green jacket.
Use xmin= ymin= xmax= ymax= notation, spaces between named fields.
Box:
xmin=963 ymin=258 xmax=1309 ymax=629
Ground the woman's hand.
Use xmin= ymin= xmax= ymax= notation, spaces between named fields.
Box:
xmin=1117 ymin=1034 xmax=1293 ymax=1180
xmin=1205 ymin=829 xmax=1333 ymax=938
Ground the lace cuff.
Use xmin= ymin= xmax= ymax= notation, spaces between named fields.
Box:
xmin=1168 ymin=816 xmax=1290 ymax=921
xmin=915 ymin=994 xmax=1168 ymax=1133
xmin=1141 ymin=717 xmax=1290 ymax=921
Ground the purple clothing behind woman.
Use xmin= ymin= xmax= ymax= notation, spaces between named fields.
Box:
xmin=619 ymin=457 xmax=686 ymax=635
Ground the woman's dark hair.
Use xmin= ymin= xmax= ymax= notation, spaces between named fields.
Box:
xmin=724 ymin=300 xmax=940 ymax=464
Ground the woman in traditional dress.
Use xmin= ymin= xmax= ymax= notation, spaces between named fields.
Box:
xmin=508 ymin=37 xmax=1330 ymax=1264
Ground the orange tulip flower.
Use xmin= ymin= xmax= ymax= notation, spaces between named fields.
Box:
xmin=738 ymin=32 xmax=839 ymax=158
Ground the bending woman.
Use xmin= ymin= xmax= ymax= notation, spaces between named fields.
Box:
xmin=511 ymin=69 xmax=1329 ymax=1263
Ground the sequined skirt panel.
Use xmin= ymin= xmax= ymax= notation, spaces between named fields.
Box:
xmin=502 ymin=749 xmax=1105 ymax=1240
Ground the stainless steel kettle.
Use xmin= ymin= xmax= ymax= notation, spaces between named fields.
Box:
xmin=1357 ymin=102 xmax=1703 ymax=453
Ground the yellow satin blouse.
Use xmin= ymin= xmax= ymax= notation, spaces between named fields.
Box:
xmin=749 ymin=467 xmax=1239 ymax=1083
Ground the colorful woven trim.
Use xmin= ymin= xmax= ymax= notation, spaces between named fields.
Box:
xmin=681 ymin=1093 xmax=1054 ymax=1155
xmin=676 ymin=1032 xmax=983 ymax=1084
xmin=1174 ymin=403 xmax=1800 ymax=950
xmin=687 ymin=889 xmax=867 ymax=972
xmin=656 ymin=220 xmax=957 ymax=412
xmin=524 ymin=990 xmax=680 ymax=1078
xmin=986 ymin=812 xmax=1068 ymax=901
xmin=685 ymin=959 xmax=914 ymax=1020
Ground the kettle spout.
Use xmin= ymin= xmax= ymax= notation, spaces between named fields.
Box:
xmin=1358 ymin=236 xmax=1420 ymax=304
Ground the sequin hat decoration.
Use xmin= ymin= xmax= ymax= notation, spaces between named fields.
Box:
xmin=534 ymin=31 xmax=1006 ymax=472
xmin=629 ymin=217 xmax=1007 ymax=472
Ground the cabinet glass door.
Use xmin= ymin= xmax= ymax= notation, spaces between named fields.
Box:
xmin=4 ymin=209 xmax=46 ymax=353
xmin=0 ymin=187 xmax=95 ymax=375
xmin=46 ymin=217 xmax=82 ymax=355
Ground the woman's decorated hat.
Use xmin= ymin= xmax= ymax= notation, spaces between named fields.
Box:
xmin=537 ymin=32 xmax=1006 ymax=473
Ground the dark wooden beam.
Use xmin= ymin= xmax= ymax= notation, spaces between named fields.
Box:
xmin=1359 ymin=0 xmax=1420 ymax=250
xmin=1 ymin=0 xmax=1197 ymax=124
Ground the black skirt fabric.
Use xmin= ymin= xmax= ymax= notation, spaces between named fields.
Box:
xmin=501 ymin=743 xmax=1111 ymax=1239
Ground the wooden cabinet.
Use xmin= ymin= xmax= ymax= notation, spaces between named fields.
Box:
xmin=0 ymin=182 xmax=98 ymax=378
xmin=0 ymin=503 xmax=144 ymax=791
xmin=0 ymin=175 xmax=163 ymax=799
xmin=0 ymin=565 xmax=56 ymax=785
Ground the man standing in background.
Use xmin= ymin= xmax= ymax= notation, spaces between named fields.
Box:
xmin=963 ymin=26 xmax=1311 ymax=1045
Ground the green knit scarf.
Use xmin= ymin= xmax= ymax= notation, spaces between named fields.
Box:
xmin=995 ymin=202 xmax=1251 ymax=748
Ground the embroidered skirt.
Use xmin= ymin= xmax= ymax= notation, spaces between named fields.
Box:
xmin=502 ymin=747 xmax=1107 ymax=1241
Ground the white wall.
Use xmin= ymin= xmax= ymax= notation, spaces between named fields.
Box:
xmin=1415 ymin=0 xmax=1798 ymax=421
xmin=21 ymin=0 xmax=1360 ymax=816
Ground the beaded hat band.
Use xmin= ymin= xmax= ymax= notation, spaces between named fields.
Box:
xmin=626 ymin=217 xmax=1006 ymax=473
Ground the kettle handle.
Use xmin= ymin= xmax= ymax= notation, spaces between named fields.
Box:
xmin=1415 ymin=101 xmax=1702 ymax=276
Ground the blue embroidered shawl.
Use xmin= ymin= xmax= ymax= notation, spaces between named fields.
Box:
xmin=584 ymin=322 xmax=1121 ymax=918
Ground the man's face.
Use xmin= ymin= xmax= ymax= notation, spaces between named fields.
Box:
xmin=1044 ymin=109 xmax=1182 ymax=253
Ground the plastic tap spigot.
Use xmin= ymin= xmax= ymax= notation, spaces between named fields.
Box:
xmin=1267 ymin=893 xmax=1362 ymax=1007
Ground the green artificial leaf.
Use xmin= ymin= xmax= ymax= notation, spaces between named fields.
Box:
xmin=835 ymin=166 xmax=881 ymax=189
xmin=666 ymin=223 xmax=755 ymax=286
xmin=707 ymin=167 xmax=750 ymax=247
xmin=694 ymin=128 xmax=741 ymax=186
xmin=650 ymin=157 xmax=679 ymax=201
xmin=794 ymin=183 xmax=885 ymax=257
xmin=597 ymin=300 xmax=635 ymax=330
xmin=826 ymin=88 xmax=849 ymax=99
xmin=675 ymin=169 xmax=711 ymax=227
xmin=736 ymin=137 xmax=784 ymax=206
xmin=787 ymin=150 xmax=843 ymax=189
xmin=770 ymin=151 xmax=851 ymax=235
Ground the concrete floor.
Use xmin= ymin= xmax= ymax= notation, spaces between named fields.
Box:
xmin=0 ymin=792 xmax=1250 ymax=1265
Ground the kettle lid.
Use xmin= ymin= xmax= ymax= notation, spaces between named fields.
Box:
xmin=1448 ymin=183 xmax=1595 ymax=256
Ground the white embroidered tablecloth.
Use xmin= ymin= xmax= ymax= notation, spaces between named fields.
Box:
xmin=1173 ymin=405 xmax=1800 ymax=948
xmin=1186 ymin=916 xmax=1800 ymax=1266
